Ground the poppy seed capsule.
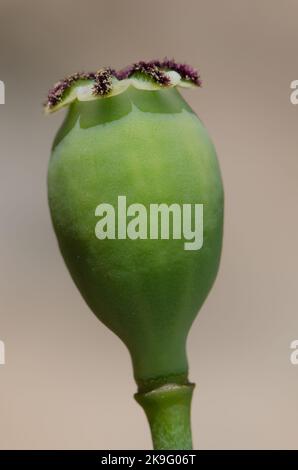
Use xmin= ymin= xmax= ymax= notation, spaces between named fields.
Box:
xmin=46 ymin=60 xmax=224 ymax=449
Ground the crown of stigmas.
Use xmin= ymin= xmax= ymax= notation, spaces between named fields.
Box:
xmin=45 ymin=59 xmax=201 ymax=113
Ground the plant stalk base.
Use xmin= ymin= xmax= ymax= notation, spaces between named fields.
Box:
xmin=135 ymin=382 xmax=195 ymax=450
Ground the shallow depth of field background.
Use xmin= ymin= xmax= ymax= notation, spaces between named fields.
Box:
xmin=0 ymin=0 xmax=298 ymax=449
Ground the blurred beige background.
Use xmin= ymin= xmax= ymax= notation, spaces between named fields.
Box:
xmin=0 ymin=0 xmax=298 ymax=450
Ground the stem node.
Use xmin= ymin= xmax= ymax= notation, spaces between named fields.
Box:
xmin=135 ymin=383 xmax=195 ymax=450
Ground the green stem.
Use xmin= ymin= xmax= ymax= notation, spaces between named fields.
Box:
xmin=135 ymin=383 xmax=195 ymax=450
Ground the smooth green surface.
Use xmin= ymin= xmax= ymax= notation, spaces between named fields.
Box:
xmin=135 ymin=384 xmax=194 ymax=450
xmin=48 ymin=87 xmax=224 ymax=390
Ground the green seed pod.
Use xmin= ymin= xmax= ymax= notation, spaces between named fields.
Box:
xmin=45 ymin=60 xmax=224 ymax=449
